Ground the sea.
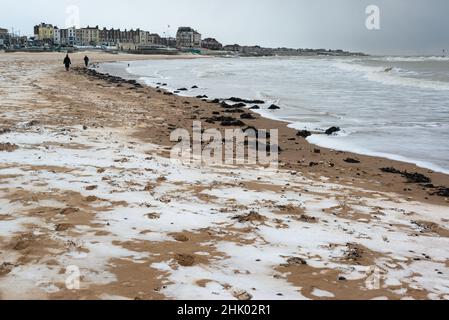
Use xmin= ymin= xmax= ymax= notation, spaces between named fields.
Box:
xmin=99 ymin=55 xmax=449 ymax=174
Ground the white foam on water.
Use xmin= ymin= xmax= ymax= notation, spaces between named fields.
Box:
xmin=306 ymin=134 xmax=449 ymax=175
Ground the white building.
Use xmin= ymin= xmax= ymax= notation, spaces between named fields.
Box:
xmin=53 ymin=27 xmax=61 ymax=45
xmin=68 ymin=27 xmax=76 ymax=45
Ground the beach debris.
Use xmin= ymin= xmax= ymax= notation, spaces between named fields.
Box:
xmin=297 ymin=130 xmax=312 ymax=138
xmin=85 ymin=185 xmax=98 ymax=191
xmin=233 ymin=290 xmax=253 ymax=301
xmin=314 ymin=148 xmax=321 ymax=154
xmin=344 ymin=158 xmax=361 ymax=164
xmin=0 ymin=143 xmax=18 ymax=152
xmin=209 ymin=98 xmax=221 ymax=104
xmin=228 ymin=97 xmax=265 ymax=104
xmin=268 ymin=104 xmax=281 ymax=110
xmin=298 ymin=214 xmax=319 ymax=223
xmin=191 ymin=85 xmax=198 ymax=89
xmin=0 ymin=128 xmax=11 ymax=135
xmin=175 ymin=254 xmax=196 ymax=267
xmin=284 ymin=257 xmax=308 ymax=266
xmin=55 ymin=224 xmax=73 ymax=232
xmin=221 ymin=101 xmax=246 ymax=109
xmin=146 ymin=213 xmax=161 ymax=220
xmin=277 ymin=203 xmax=300 ymax=213
xmin=233 ymin=211 xmax=266 ymax=223
xmin=177 ymin=88 xmax=188 ymax=91
xmin=433 ymin=187 xmax=449 ymax=197
xmin=250 ymin=105 xmax=260 ymax=110
xmin=26 ymin=120 xmax=40 ymax=127
xmin=325 ymin=126 xmax=341 ymax=135
xmin=196 ymin=95 xmax=208 ymax=99
xmin=240 ymin=113 xmax=256 ymax=120
xmin=0 ymin=263 xmax=15 ymax=276
xmin=224 ymin=109 xmax=245 ymax=114
xmin=380 ymin=167 xmax=431 ymax=184
xmin=344 ymin=243 xmax=365 ymax=263
xmin=411 ymin=220 xmax=449 ymax=237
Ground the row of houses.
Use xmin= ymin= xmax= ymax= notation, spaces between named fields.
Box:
xmin=33 ymin=23 xmax=154 ymax=47
xmin=33 ymin=23 xmax=224 ymax=50
xmin=0 ymin=27 xmax=29 ymax=48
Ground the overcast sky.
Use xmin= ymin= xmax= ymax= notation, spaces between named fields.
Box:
xmin=1 ymin=0 xmax=448 ymax=55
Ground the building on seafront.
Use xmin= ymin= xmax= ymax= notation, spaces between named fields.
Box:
xmin=59 ymin=27 xmax=77 ymax=46
xmin=0 ymin=28 xmax=8 ymax=47
xmin=34 ymin=23 xmax=55 ymax=43
xmin=30 ymin=23 xmax=211 ymax=53
xmin=32 ymin=23 xmax=168 ymax=47
xmin=176 ymin=27 xmax=201 ymax=48
xmin=160 ymin=36 xmax=177 ymax=48
xmin=201 ymin=38 xmax=223 ymax=50
xmin=0 ymin=27 xmax=28 ymax=48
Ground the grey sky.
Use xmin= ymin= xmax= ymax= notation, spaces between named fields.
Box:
xmin=1 ymin=0 xmax=449 ymax=55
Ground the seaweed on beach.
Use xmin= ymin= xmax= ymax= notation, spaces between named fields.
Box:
xmin=227 ymin=97 xmax=265 ymax=104
xmin=431 ymin=187 xmax=449 ymax=197
xmin=381 ymin=167 xmax=432 ymax=184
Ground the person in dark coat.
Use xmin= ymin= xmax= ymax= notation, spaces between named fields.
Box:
xmin=84 ymin=55 xmax=89 ymax=67
xmin=63 ymin=54 xmax=71 ymax=71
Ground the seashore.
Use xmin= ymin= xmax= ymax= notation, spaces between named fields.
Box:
xmin=0 ymin=52 xmax=448 ymax=300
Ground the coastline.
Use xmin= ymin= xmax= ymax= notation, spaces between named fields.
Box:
xmin=0 ymin=51 xmax=449 ymax=300
xmin=97 ymin=56 xmax=449 ymax=206
xmin=101 ymin=56 xmax=449 ymax=176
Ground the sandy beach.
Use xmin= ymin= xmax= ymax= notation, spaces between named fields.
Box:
xmin=0 ymin=52 xmax=448 ymax=300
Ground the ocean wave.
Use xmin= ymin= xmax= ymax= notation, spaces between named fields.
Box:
xmin=195 ymin=70 xmax=237 ymax=78
xmin=381 ymin=56 xmax=449 ymax=62
xmin=307 ymin=135 xmax=449 ymax=175
xmin=333 ymin=61 xmax=449 ymax=91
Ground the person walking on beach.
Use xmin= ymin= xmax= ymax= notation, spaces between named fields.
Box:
xmin=63 ymin=54 xmax=71 ymax=72
xmin=84 ymin=55 xmax=90 ymax=68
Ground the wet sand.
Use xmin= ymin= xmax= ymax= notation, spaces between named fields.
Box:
xmin=0 ymin=52 xmax=448 ymax=300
